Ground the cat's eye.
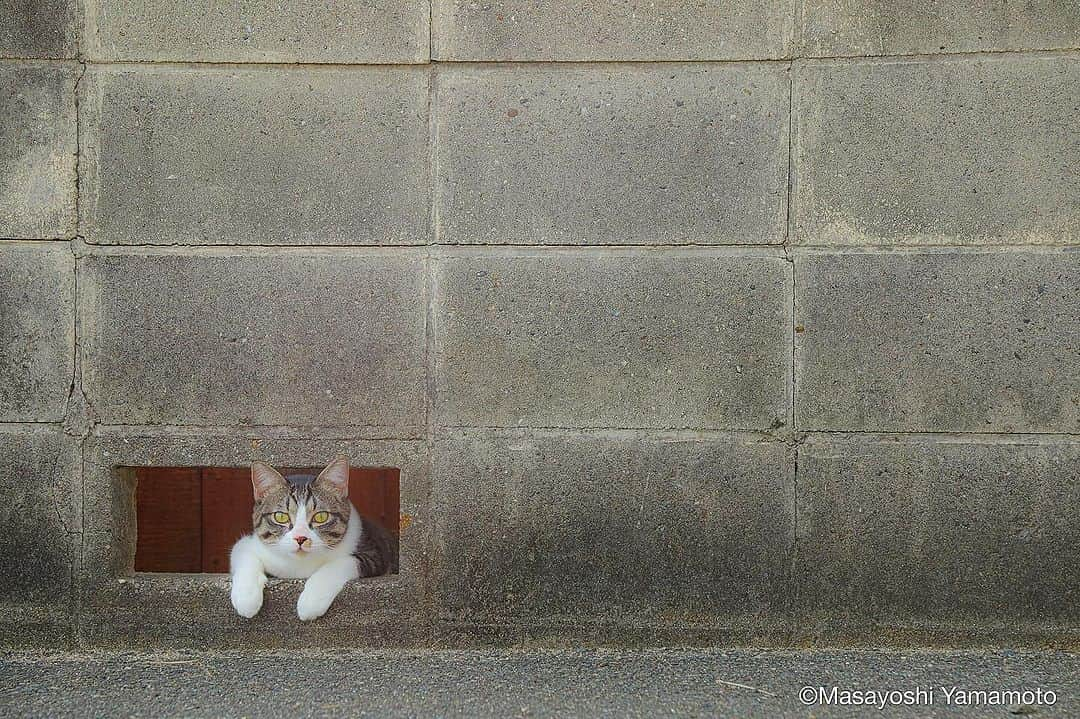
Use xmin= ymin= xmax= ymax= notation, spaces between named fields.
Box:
xmin=272 ymin=511 xmax=291 ymax=524
xmin=311 ymin=511 xmax=330 ymax=524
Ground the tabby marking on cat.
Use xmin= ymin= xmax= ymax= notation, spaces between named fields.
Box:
xmin=229 ymin=456 xmax=397 ymax=621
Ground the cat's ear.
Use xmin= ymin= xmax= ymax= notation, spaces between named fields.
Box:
xmin=251 ymin=461 xmax=286 ymax=500
xmin=315 ymin=455 xmax=350 ymax=498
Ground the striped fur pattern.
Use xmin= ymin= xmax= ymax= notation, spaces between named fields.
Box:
xmin=252 ymin=471 xmax=399 ymax=576
xmin=354 ymin=514 xmax=399 ymax=577
xmin=229 ymin=456 xmax=397 ymax=621
xmin=252 ymin=472 xmax=352 ymax=551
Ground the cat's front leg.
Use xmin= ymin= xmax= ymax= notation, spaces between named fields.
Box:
xmin=296 ymin=556 xmax=359 ymax=621
xmin=230 ymin=536 xmax=267 ymax=618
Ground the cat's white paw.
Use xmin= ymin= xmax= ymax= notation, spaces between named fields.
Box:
xmin=231 ymin=581 xmax=264 ymax=618
xmin=296 ymin=587 xmax=334 ymax=621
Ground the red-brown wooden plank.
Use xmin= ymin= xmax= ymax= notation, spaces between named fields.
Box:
xmin=134 ymin=468 xmax=202 ymax=573
xmin=384 ymin=468 xmax=401 ymax=538
xmin=373 ymin=468 xmax=392 ymax=534
xmin=200 ymin=468 xmax=254 ymax=573
xmin=349 ymin=467 xmax=383 ymax=520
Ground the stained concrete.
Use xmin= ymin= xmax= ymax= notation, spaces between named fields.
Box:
xmin=79 ymin=249 xmax=427 ymax=429
xmin=434 ymin=0 xmax=794 ymax=61
xmin=799 ymin=0 xmax=1080 ymax=56
xmin=435 ymin=251 xmax=791 ymax=430
xmin=0 ymin=243 xmax=73 ymax=421
xmin=794 ymin=56 xmax=1080 ymax=245
xmin=436 ymin=64 xmax=789 ymax=245
xmin=0 ymin=0 xmax=76 ymax=59
xmin=0 ymin=61 xmax=76 ymax=238
xmin=1 ymin=0 xmax=1079 ymax=655
xmin=85 ymin=0 xmax=429 ymax=63
xmin=795 ymin=251 xmax=1079 ymax=433
xmin=2 ymin=649 xmax=1076 ymax=718
xmin=795 ymin=435 xmax=1080 ymax=632
xmin=80 ymin=66 xmax=430 ymax=245
xmin=433 ymin=429 xmax=794 ymax=625
xmin=0 ymin=425 xmax=79 ymax=647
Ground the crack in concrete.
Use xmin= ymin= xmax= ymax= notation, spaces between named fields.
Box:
xmin=42 ymin=46 xmax=1080 ymax=71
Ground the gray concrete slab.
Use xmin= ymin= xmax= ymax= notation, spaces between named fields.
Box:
xmin=795 ymin=250 xmax=1079 ymax=433
xmin=434 ymin=251 xmax=791 ymax=429
xmin=0 ymin=0 xmax=76 ymax=58
xmin=1 ymin=648 xmax=1075 ymax=718
xmin=433 ymin=429 xmax=794 ymax=625
xmin=434 ymin=0 xmax=794 ymax=60
xmin=795 ymin=435 xmax=1080 ymax=629
xmin=799 ymin=0 xmax=1080 ymax=57
xmin=0 ymin=425 xmax=79 ymax=647
xmin=79 ymin=249 xmax=428 ymax=429
xmin=436 ymin=65 xmax=789 ymax=245
xmin=0 ymin=243 xmax=73 ymax=421
xmin=794 ymin=56 xmax=1079 ymax=245
xmin=0 ymin=61 xmax=76 ymax=238
xmin=80 ymin=66 xmax=430 ymax=245
xmin=84 ymin=0 xmax=429 ymax=63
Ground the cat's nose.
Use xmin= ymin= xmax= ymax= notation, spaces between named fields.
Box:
xmin=294 ymin=535 xmax=309 ymax=547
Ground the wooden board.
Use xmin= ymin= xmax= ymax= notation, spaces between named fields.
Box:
xmin=134 ymin=466 xmax=400 ymax=573
xmin=134 ymin=468 xmax=202 ymax=573
xmin=200 ymin=468 xmax=253 ymax=573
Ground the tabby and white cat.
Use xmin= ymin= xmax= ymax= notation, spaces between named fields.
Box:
xmin=230 ymin=456 xmax=397 ymax=621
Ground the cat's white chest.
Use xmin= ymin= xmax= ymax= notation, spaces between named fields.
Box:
xmin=256 ymin=545 xmax=333 ymax=579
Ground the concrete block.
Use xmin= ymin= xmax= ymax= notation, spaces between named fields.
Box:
xmin=85 ymin=0 xmax=428 ymax=63
xmin=436 ymin=65 xmax=789 ymax=245
xmin=434 ymin=250 xmax=791 ymax=430
xmin=794 ymin=56 xmax=1080 ymax=245
xmin=0 ymin=62 xmax=76 ymax=238
xmin=795 ymin=251 xmax=1079 ymax=433
xmin=0 ymin=243 xmax=74 ymax=421
xmin=80 ymin=249 xmax=427 ymax=430
xmin=80 ymin=429 xmax=430 ymax=647
xmin=0 ymin=0 xmax=76 ymax=58
xmin=0 ymin=425 xmax=80 ymax=646
xmin=434 ymin=429 xmax=794 ymax=625
xmin=799 ymin=0 xmax=1080 ymax=56
xmin=80 ymin=66 xmax=430 ymax=245
xmin=796 ymin=435 xmax=1080 ymax=628
xmin=433 ymin=0 xmax=794 ymax=60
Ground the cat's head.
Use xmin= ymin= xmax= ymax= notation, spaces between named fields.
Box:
xmin=250 ymin=456 xmax=351 ymax=556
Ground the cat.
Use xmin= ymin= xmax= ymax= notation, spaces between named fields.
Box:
xmin=229 ymin=456 xmax=397 ymax=621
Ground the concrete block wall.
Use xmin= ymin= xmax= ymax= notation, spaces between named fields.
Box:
xmin=0 ymin=1 xmax=1076 ymax=649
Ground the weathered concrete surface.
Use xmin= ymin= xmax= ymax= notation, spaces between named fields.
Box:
xmin=436 ymin=65 xmax=789 ymax=245
xmin=0 ymin=425 xmax=79 ymax=647
xmin=0 ymin=62 xmax=76 ymax=238
xmin=434 ymin=430 xmax=794 ymax=629
xmin=435 ymin=251 xmax=791 ymax=430
xmin=434 ymin=0 xmax=794 ymax=61
xmin=795 ymin=435 xmax=1080 ymax=639
xmin=80 ymin=66 xmax=430 ymax=245
xmin=3 ymin=649 xmax=1077 ymax=719
xmin=85 ymin=0 xmax=429 ymax=63
xmin=0 ymin=0 xmax=76 ymax=58
xmin=799 ymin=0 xmax=1080 ymax=57
xmin=0 ymin=243 xmax=73 ymax=421
xmin=794 ymin=56 xmax=1079 ymax=245
xmin=80 ymin=249 xmax=427 ymax=430
xmin=80 ymin=429 xmax=431 ymax=648
xmin=795 ymin=251 xmax=1079 ymax=433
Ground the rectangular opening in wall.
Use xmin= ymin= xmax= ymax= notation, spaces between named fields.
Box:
xmin=132 ymin=466 xmax=400 ymax=574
